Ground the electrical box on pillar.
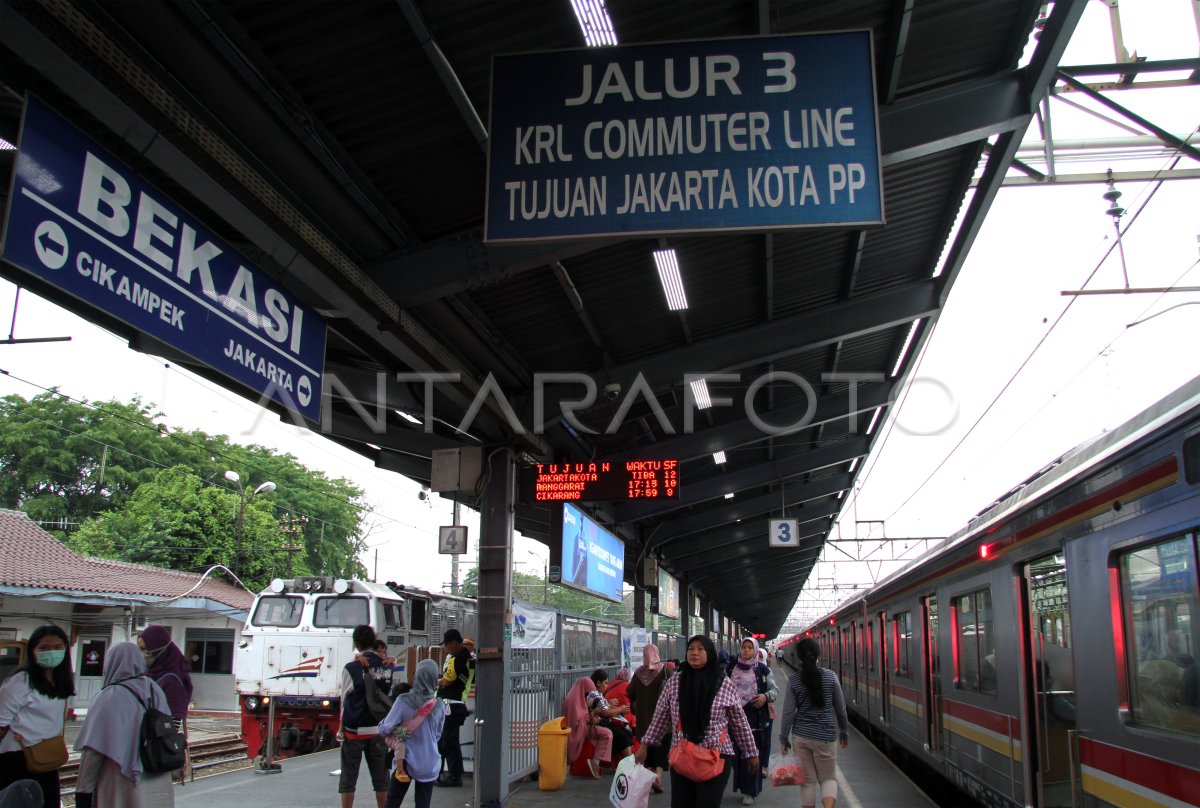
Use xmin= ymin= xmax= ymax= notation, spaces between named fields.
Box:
xmin=431 ymin=447 xmax=483 ymax=493
xmin=641 ymin=556 xmax=659 ymax=587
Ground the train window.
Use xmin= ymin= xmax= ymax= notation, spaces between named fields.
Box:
xmin=251 ymin=595 xmax=304 ymax=627
xmin=954 ymin=589 xmax=996 ymax=695
xmin=893 ymin=612 xmax=912 ymax=677
xmin=409 ymin=598 xmax=428 ymax=632
xmin=1184 ymin=434 xmax=1200 ymax=484
xmin=313 ymin=596 xmax=369 ymax=628
xmin=381 ymin=601 xmax=405 ymax=630
xmin=1119 ymin=533 xmax=1200 ymax=737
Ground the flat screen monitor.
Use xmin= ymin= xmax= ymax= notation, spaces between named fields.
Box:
xmin=657 ymin=567 xmax=681 ymax=619
xmin=561 ymin=502 xmax=625 ymax=603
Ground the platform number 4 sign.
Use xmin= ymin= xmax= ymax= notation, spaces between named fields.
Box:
xmin=439 ymin=525 xmax=468 ymax=555
xmin=769 ymin=519 xmax=799 ymax=548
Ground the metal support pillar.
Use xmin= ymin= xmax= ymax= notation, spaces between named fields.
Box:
xmin=475 ymin=449 xmax=514 ymax=807
xmin=684 ymin=585 xmax=697 ymax=638
xmin=701 ymin=596 xmax=712 ymax=637
xmin=634 ymin=586 xmax=646 ymax=627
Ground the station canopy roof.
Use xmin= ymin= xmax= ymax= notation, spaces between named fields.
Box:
xmin=0 ymin=0 xmax=1084 ymax=636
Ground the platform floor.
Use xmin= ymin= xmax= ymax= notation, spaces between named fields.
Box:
xmin=173 ymin=721 xmax=933 ymax=808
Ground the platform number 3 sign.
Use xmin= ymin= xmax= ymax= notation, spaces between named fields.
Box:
xmin=769 ymin=519 xmax=799 ymax=548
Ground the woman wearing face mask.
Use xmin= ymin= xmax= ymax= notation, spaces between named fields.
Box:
xmin=137 ymin=625 xmax=193 ymax=730
xmin=0 ymin=625 xmax=75 ymax=808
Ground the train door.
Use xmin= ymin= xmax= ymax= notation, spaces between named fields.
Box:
xmin=405 ymin=595 xmax=432 ymax=685
xmin=878 ymin=611 xmax=890 ymax=722
xmin=851 ymin=621 xmax=861 ymax=703
xmin=922 ymin=594 xmax=943 ymax=755
xmin=1023 ymin=551 xmax=1076 ymax=807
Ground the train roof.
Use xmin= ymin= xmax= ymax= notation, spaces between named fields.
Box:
xmin=803 ymin=373 xmax=1200 ymax=632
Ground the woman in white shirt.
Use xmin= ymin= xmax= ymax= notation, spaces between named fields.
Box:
xmin=0 ymin=625 xmax=75 ymax=808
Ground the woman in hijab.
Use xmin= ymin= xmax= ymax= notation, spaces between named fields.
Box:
xmin=137 ymin=625 xmax=193 ymax=729
xmin=627 ymin=643 xmax=672 ymax=793
xmin=0 ymin=625 xmax=74 ymax=808
xmin=73 ymin=642 xmax=174 ymax=808
xmin=562 ymin=677 xmax=612 ymax=779
xmin=379 ymin=659 xmax=445 ymax=808
xmin=727 ymin=638 xmax=778 ymax=806
xmin=636 ymin=636 xmax=760 ymax=808
xmin=604 ymin=667 xmax=634 ymax=712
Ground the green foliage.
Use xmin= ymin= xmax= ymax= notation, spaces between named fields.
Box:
xmin=0 ymin=391 xmax=368 ymax=588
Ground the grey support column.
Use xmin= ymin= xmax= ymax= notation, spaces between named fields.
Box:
xmin=475 ymin=449 xmax=514 ymax=807
xmin=634 ymin=586 xmax=646 ymax=627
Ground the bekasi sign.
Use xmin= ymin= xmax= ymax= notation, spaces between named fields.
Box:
xmin=0 ymin=97 xmax=326 ymax=421
xmin=486 ymin=31 xmax=883 ymax=241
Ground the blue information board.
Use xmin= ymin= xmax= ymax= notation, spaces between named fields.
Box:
xmin=487 ymin=31 xmax=882 ymax=241
xmin=562 ymin=501 xmax=625 ymax=603
xmin=0 ymin=97 xmax=326 ymax=421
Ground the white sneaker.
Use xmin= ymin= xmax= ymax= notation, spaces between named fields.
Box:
xmin=741 ymin=796 xmax=755 ymax=806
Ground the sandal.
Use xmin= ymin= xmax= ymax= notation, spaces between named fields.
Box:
xmin=652 ymin=781 xmax=664 ymax=794
xmin=587 ymin=759 xmax=601 ymax=779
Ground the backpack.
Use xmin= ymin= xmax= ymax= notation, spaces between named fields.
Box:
xmin=364 ymin=671 xmax=394 ymax=721
xmin=118 ymin=683 xmax=187 ymax=773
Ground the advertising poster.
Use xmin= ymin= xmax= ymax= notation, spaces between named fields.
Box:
xmin=561 ymin=502 xmax=625 ymax=603
xmin=657 ymin=567 xmax=681 ymax=619
xmin=511 ymin=599 xmax=557 ymax=649
xmin=621 ymin=625 xmax=652 ymax=670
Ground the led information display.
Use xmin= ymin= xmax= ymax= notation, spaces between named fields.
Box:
xmin=520 ymin=460 xmax=679 ymax=501
xmin=0 ymin=98 xmax=327 ymax=421
xmin=487 ymin=31 xmax=882 ymax=241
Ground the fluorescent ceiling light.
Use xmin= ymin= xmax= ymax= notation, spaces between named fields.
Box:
xmin=890 ymin=319 xmax=921 ymax=377
xmin=570 ymin=0 xmax=618 ymax=46
xmin=366 ymin=443 xmax=382 ymax=451
xmin=712 ymin=451 xmax=727 ymax=464
xmin=690 ymin=378 xmax=712 ymax=410
xmin=0 ymin=137 xmax=16 ymax=151
xmin=848 ymin=457 xmax=860 ymax=473
xmin=724 ymin=492 xmax=735 ymax=499
xmin=395 ymin=409 xmax=421 ymax=424
xmin=653 ymin=248 xmax=689 ymax=311
xmin=865 ymin=408 xmax=882 ymax=435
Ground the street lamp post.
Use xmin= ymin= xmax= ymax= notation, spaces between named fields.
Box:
xmin=225 ymin=470 xmax=276 ymax=579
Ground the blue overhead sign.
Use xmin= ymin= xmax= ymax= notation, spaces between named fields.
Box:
xmin=1 ymin=98 xmax=326 ymax=421
xmin=486 ymin=31 xmax=882 ymax=242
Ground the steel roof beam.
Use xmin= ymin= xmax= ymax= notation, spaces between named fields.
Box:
xmin=601 ymin=282 xmax=938 ymax=394
xmin=667 ymin=519 xmax=829 ymax=566
xmin=650 ymin=491 xmax=842 ymax=550
xmin=612 ymin=383 xmax=883 ymax=466
xmin=672 ymin=533 xmax=830 ymax=576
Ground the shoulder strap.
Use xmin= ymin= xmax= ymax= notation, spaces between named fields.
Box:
xmin=116 ymin=682 xmax=149 ymax=712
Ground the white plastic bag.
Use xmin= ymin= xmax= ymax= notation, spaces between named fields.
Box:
xmin=609 ymin=754 xmax=656 ymax=808
xmin=769 ymin=749 xmax=806 ymax=787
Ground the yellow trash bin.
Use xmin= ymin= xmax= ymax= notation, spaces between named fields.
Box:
xmin=537 ymin=716 xmax=571 ymax=791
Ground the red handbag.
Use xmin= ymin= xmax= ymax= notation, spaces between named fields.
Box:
xmin=668 ymin=722 xmax=726 ymax=782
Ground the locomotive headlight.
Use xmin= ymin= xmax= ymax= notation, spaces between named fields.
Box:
xmin=262 ymin=696 xmax=270 ymax=705
xmin=246 ymin=696 xmax=260 ymax=711
xmin=321 ymin=699 xmax=331 ymax=707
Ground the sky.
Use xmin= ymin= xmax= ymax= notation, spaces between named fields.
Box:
xmin=0 ymin=1 xmax=1197 ymax=632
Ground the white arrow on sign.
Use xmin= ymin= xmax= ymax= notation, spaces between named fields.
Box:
xmin=34 ymin=221 xmax=68 ymax=270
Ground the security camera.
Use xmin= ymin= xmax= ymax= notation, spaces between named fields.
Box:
xmin=603 ymin=382 xmax=622 ymax=401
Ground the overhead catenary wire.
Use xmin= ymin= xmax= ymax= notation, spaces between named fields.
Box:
xmin=876 ymin=149 xmax=1188 ymax=525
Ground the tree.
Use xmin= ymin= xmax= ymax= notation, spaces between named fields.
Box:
xmin=71 ymin=465 xmax=295 ymax=590
xmin=0 ymin=391 xmax=367 ymax=582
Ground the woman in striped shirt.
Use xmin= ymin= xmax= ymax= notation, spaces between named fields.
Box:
xmin=779 ymin=638 xmax=849 ymax=808
xmin=635 ymin=635 xmax=760 ymax=808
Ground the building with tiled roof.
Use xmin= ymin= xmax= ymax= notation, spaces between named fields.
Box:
xmin=0 ymin=509 xmax=252 ymax=711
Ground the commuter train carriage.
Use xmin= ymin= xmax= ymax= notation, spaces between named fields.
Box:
xmin=236 ymin=577 xmax=477 ymax=761
xmin=795 ymin=376 xmax=1200 ymax=808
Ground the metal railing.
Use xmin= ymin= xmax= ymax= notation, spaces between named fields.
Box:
xmin=502 ymin=601 xmax=685 ymax=784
